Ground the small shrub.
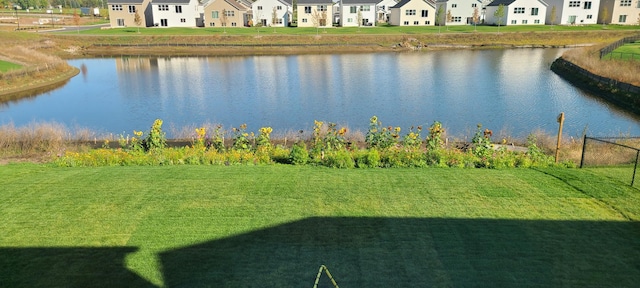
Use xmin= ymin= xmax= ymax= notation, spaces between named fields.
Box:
xmin=145 ymin=119 xmax=166 ymax=153
xmin=365 ymin=116 xmax=400 ymax=150
xmin=355 ymin=149 xmax=380 ymax=168
xmin=289 ymin=142 xmax=309 ymax=165
xmin=232 ymin=124 xmax=252 ymax=151
xmin=322 ymin=150 xmax=355 ymax=168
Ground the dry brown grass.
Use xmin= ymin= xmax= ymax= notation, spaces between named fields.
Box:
xmin=562 ymin=43 xmax=640 ymax=87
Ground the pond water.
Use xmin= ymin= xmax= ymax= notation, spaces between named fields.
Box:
xmin=1 ymin=49 xmax=639 ymax=139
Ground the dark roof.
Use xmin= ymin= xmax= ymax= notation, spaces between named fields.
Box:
xmin=224 ymin=0 xmax=250 ymax=10
xmin=297 ymin=0 xmax=333 ymax=4
xmin=151 ymin=0 xmax=192 ymax=4
xmin=486 ymin=0 xmax=516 ymax=6
xmin=107 ymin=0 xmax=145 ymax=4
xmin=391 ymin=0 xmax=434 ymax=8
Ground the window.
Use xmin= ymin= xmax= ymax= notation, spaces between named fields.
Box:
xmin=569 ymin=1 xmax=580 ymax=7
xmin=406 ymin=9 xmax=416 ymax=16
xmin=421 ymin=10 xmax=428 ymax=17
xmin=257 ymin=6 xmax=262 ymax=10
xmin=128 ymin=5 xmax=136 ymax=13
xmin=350 ymin=6 xmax=357 ymax=13
xmin=619 ymin=15 xmax=627 ymax=22
xmin=583 ymin=1 xmax=591 ymax=9
xmin=531 ymin=7 xmax=538 ymax=15
xmin=175 ymin=6 xmax=182 ymax=13
xmin=231 ymin=22 xmax=236 ymax=26
xmin=225 ymin=10 xmax=234 ymax=17
xmin=620 ymin=0 xmax=631 ymax=6
xmin=212 ymin=11 xmax=218 ymax=19
xmin=522 ymin=19 xmax=527 ymax=24
xmin=361 ymin=5 xmax=370 ymax=11
xmin=452 ymin=16 xmax=461 ymax=22
xmin=111 ymin=5 xmax=122 ymax=11
xmin=424 ymin=21 xmax=430 ymax=25
xmin=277 ymin=6 xmax=282 ymax=10
xmin=534 ymin=19 xmax=540 ymax=24
xmin=511 ymin=20 xmax=517 ymax=24
xmin=160 ymin=19 xmax=167 ymax=26
xmin=347 ymin=18 xmax=353 ymax=22
xmin=209 ymin=22 xmax=215 ymax=26
xmin=180 ymin=18 xmax=185 ymax=23
xmin=158 ymin=5 xmax=168 ymax=11
xmin=514 ymin=7 xmax=525 ymax=14
xmin=302 ymin=18 xmax=307 ymax=23
xmin=304 ymin=6 xmax=311 ymax=13
xmin=451 ymin=4 xmax=457 ymax=8
xmin=403 ymin=21 xmax=408 ymax=25
xmin=117 ymin=18 xmax=124 ymax=26
xmin=413 ymin=21 xmax=419 ymax=25
xmin=318 ymin=5 xmax=326 ymax=12
xmin=472 ymin=3 xmax=477 ymax=8
xmin=274 ymin=18 xmax=282 ymax=24
xmin=586 ymin=14 xmax=592 ymax=19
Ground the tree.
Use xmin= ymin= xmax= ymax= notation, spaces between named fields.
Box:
xmin=221 ymin=9 xmax=228 ymax=33
xmin=600 ymin=7 xmax=608 ymax=26
xmin=357 ymin=8 xmax=362 ymax=32
xmin=133 ymin=10 xmax=142 ymax=33
xmin=550 ymin=5 xmax=557 ymax=27
xmin=72 ymin=9 xmax=80 ymax=34
xmin=271 ymin=6 xmax=278 ymax=32
xmin=493 ymin=4 xmax=505 ymax=32
xmin=435 ymin=5 xmax=444 ymax=33
xmin=446 ymin=9 xmax=452 ymax=30
xmin=472 ymin=7 xmax=480 ymax=31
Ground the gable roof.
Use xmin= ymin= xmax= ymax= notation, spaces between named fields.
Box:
xmin=298 ymin=0 xmax=333 ymax=4
xmin=391 ymin=0 xmax=435 ymax=8
xmin=107 ymin=0 xmax=146 ymax=4
xmin=341 ymin=0 xmax=380 ymax=4
xmin=224 ymin=0 xmax=250 ymax=10
xmin=486 ymin=0 xmax=516 ymax=6
xmin=253 ymin=0 xmax=293 ymax=6
xmin=151 ymin=0 xmax=192 ymax=4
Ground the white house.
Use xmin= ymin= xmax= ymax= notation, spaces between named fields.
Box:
xmin=252 ymin=0 xmax=292 ymax=26
xmin=598 ymin=0 xmax=639 ymax=25
xmin=339 ymin=0 xmax=379 ymax=26
xmin=376 ymin=0 xmax=398 ymax=22
xmin=435 ymin=0 xmax=483 ymax=25
xmin=297 ymin=0 xmax=334 ymax=27
xmin=151 ymin=0 xmax=202 ymax=27
xmin=545 ymin=0 xmax=600 ymax=25
xmin=389 ymin=0 xmax=436 ymax=26
xmin=484 ymin=0 xmax=547 ymax=25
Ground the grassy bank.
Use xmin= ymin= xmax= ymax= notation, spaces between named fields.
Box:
xmin=0 ymin=164 xmax=639 ymax=287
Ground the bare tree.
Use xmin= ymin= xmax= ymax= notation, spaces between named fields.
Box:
xmin=550 ymin=5 xmax=557 ymax=28
xmin=221 ymin=8 xmax=228 ymax=33
xmin=357 ymin=8 xmax=362 ymax=32
xmin=73 ymin=9 xmax=80 ymax=33
xmin=272 ymin=7 xmax=278 ymax=32
xmin=472 ymin=7 xmax=480 ymax=31
xmin=134 ymin=10 xmax=142 ymax=33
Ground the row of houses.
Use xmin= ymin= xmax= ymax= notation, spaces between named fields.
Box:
xmin=107 ymin=0 xmax=640 ymax=29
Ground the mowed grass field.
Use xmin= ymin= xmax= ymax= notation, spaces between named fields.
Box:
xmin=1 ymin=164 xmax=639 ymax=287
xmin=0 ymin=60 xmax=21 ymax=72
xmin=607 ymin=40 xmax=640 ymax=60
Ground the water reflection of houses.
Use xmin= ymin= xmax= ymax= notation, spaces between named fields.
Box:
xmin=115 ymin=57 xmax=155 ymax=72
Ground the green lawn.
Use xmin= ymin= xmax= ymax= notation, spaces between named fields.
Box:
xmin=0 ymin=60 xmax=22 ymax=72
xmin=0 ymin=165 xmax=639 ymax=287
xmin=607 ymin=41 xmax=640 ymax=61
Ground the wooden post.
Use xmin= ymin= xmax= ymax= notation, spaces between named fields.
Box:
xmin=555 ymin=112 xmax=565 ymax=163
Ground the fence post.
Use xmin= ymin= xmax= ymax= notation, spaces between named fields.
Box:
xmin=580 ymin=135 xmax=587 ymax=168
xmin=632 ymin=151 xmax=639 ymax=186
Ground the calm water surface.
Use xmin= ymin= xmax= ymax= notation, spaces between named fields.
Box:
xmin=1 ymin=49 xmax=639 ymax=138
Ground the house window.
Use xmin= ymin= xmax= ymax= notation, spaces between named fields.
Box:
xmin=361 ymin=5 xmax=370 ymax=11
xmin=620 ymin=0 xmax=631 ymax=6
xmin=421 ymin=10 xmax=428 ymax=17
xmin=586 ymin=14 xmax=592 ymax=19
xmin=511 ymin=20 xmax=517 ymax=24
xmin=225 ymin=10 xmax=234 ymax=17
xmin=274 ymin=18 xmax=282 ymax=24
xmin=318 ymin=5 xmax=326 ymax=12
xmin=534 ymin=19 xmax=540 ymax=24
xmin=116 ymin=18 xmax=125 ymax=26
xmin=514 ymin=7 xmax=524 ymax=14
xmin=403 ymin=21 xmax=409 ymax=25
xmin=231 ymin=22 xmax=236 ymax=26
xmin=302 ymin=18 xmax=307 ymax=23
xmin=257 ymin=6 xmax=262 ymax=10
xmin=128 ymin=6 xmax=136 ymax=13
xmin=277 ymin=6 xmax=282 ymax=10
xmin=425 ymin=21 xmax=430 ymax=25
xmin=180 ymin=18 xmax=186 ymax=23
xmin=304 ymin=6 xmax=311 ymax=13
xmin=111 ymin=5 xmax=122 ymax=11
xmin=350 ymin=6 xmax=357 ymax=13
xmin=583 ymin=1 xmax=591 ymax=9
xmin=209 ymin=22 xmax=215 ymax=26
xmin=619 ymin=15 xmax=627 ymax=22
xmin=212 ymin=11 xmax=218 ymax=19
xmin=531 ymin=7 xmax=538 ymax=15
xmin=472 ymin=3 xmax=477 ymax=8
xmin=451 ymin=4 xmax=457 ymax=8
xmin=406 ymin=9 xmax=416 ymax=16
xmin=568 ymin=1 xmax=580 ymax=7
xmin=413 ymin=20 xmax=419 ymax=25
xmin=160 ymin=19 xmax=167 ymax=26
xmin=158 ymin=5 xmax=168 ymax=11
xmin=522 ymin=19 xmax=527 ymax=24
xmin=175 ymin=6 xmax=182 ymax=13
xmin=452 ymin=16 xmax=461 ymax=22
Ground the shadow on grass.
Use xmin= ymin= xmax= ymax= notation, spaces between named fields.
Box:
xmin=159 ymin=217 xmax=640 ymax=287
xmin=0 ymin=247 xmax=155 ymax=287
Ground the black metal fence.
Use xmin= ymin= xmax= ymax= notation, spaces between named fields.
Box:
xmin=599 ymin=35 xmax=640 ymax=59
xmin=580 ymin=136 xmax=640 ymax=186
xmin=601 ymin=51 xmax=640 ymax=61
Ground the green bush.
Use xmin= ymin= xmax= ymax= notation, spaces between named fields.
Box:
xmin=289 ymin=142 xmax=309 ymax=165
xmin=355 ymin=149 xmax=380 ymax=168
xmin=322 ymin=150 xmax=355 ymax=168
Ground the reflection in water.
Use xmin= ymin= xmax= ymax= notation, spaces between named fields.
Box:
xmin=1 ymin=50 xmax=639 ymax=138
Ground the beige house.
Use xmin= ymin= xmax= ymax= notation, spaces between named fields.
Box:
xmin=297 ymin=0 xmax=334 ymax=27
xmin=107 ymin=0 xmax=154 ymax=28
xmin=599 ymin=0 xmax=640 ymax=24
xmin=203 ymin=0 xmax=251 ymax=27
xmin=389 ymin=0 xmax=436 ymax=26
